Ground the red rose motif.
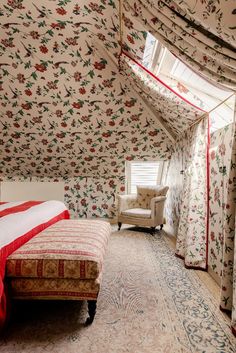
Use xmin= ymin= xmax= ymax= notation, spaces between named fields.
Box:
xmin=97 ymin=33 xmax=106 ymax=41
xmin=21 ymin=103 xmax=31 ymax=110
xmin=74 ymin=71 xmax=82 ymax=82
xmin=17 ymin=73 xmax=25 ymax=83
xmin=94 ymin=61 xmax=106 ymax=70
xmin=106 ymin=109 xmax=113 ymax=116
xmin=125 ymin=100 xmax=135 ymax=107
xmin=25 ymin=89 xmax=32 ymax=96
xmin=51 ymin=23 xmax=65 ymax=29
xmin=73 ymin=5 xmax=80 ymax=14
xmin=56 ymin=110 xmax=63 ymax=117
xmin=79 ymin=87 xmax=86 ymax=94
xmin=127 ymin=35 xmax=134 ymax=44
xmin=81 ymin=199 xmax=86 ymax=206
xmin=72 ymin=102 xmax=82 ymax=109
xmin=65 ymin=37 xmax=78 ymax=46
xmin=35 ymin=63 xmax=47 ymax=72
xmin=210 ymin=150 xmax=216 ymax=160
xmin=149 ymin=131 xmax=158 ymax=136
xmin=92 ymin=205 xmax=97 ymax=210
xmin=30 ymin=31 xmax=40 ymax=39
xmin=40 ymin=45 xmax=48 ymax=54
xmin=56 ymin=7 xmax=67 ymax=15
xmin=102 ymin=132 xmax=111 ymax=138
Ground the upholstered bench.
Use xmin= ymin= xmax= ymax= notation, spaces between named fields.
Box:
xmin=5 ymin=219 xmax=111 ymax=324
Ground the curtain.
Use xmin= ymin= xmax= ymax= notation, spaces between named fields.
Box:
xmin=220 ymin=121 xmax=236 ymax=335
xmin=123 ymin=0 xmax=236 ymax=89
xmin=175 ymin=116 xmax=209 ymax=269
xmin=121 ymin=55 xmax=204 ymax=135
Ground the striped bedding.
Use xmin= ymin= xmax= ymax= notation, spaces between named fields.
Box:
xmin=0 ymin=200 xmax=70 ymax=328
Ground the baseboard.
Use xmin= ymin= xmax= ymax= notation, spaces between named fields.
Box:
xmin=207 ymin=266 xmax=221 ymax=286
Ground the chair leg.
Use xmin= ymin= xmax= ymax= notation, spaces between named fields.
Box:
xmin=85 ymin=300 xmax=97 ymax=325
xmin=150 ymin=226 xmax=156 ymax=235
xmin=118 ymin=222 xmax=122 ymax=231
xmin=160 ymin=224 xmax=163 ymax=230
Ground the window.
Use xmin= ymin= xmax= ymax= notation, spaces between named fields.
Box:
xmin=142 ymin=32 xmax=234 ymax=133
xmin=126 ymin=161 xmax=165 ymax=194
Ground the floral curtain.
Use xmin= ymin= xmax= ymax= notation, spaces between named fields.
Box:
xmin=123 ymin=0 xmax=236 ymax=89
xmin=121 ymin=56 xmax=203 ymax=136
xmin=175 ymin=116 xmax=209 ymax=269
xmin=220 ymin=121 xmax=236 ymax=335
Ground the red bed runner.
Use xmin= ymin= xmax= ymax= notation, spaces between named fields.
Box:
xmin=0 ymin=201 xmax=70 ymax=328
xmin=0 ymin=201 xmax=43 ymax=218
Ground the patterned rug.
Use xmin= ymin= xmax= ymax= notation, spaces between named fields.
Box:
xmin=1 ymin=228 xmax=236 ymax=353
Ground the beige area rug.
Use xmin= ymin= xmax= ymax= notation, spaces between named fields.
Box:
xmin=1 ymin=228 xmax=236 ymax=353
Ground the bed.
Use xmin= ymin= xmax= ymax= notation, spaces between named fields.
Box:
xmin=0 ymin=200 xmax=70 ymax=328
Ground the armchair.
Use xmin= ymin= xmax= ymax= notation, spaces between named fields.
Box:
xmin=117 ymin=185 xmax=169 ymax=233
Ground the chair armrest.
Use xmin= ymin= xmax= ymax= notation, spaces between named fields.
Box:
xmin=150 ymin=196 xmax=166 ymax=221
xmin=117 ymin=194 xmax=138 ymax=214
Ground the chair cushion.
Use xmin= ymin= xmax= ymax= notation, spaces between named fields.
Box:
xmin=121 ymin=208 xmax=151 ymax=219
xmin=136 ymin=185 xmax=169 ymax=209
xmin=6 ymin=219 xmax=111 ymax=280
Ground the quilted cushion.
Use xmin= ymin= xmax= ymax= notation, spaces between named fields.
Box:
xmin=136 ymin=185 xmax=169 ymax=209
xmin=6 ymin=219 xmax=111 ymax=280
xmin=121 ymin=208 xmax=151 ymax=219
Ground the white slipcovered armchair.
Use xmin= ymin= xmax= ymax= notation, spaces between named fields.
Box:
xmin=117 ymin=185 xmax=169 ymax=233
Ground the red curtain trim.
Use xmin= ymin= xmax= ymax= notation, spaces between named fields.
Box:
xmin=206 ymin=115 xmax=210 ymax=268
xmin=121 ymin=50 xmax=207 ymax=113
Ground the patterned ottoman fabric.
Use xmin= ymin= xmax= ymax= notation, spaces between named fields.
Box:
xmin=6 ymin=220 xmax=111 ymax=280
xmin=8 ymin=277 xmax=101 ymax=300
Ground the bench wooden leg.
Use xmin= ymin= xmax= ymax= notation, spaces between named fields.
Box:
xmin=118 ymin=222 xmax=122 ymax=231
xmin=150 ymin=226 xmax=156 ymax=235
xmin=85 ymin=300 xmax=97 ymax=325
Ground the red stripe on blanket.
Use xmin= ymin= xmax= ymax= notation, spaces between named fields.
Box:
xmin=0 ymin=201 xmax=43 ymax=218
xmin=0 ymin=209 xmax=70 ymax=329
xmin=0 ymin=202 xmax=7 ymax=205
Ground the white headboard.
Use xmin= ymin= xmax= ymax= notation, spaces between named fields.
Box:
xmin=0 ymin=182 xmax=65 ymax=202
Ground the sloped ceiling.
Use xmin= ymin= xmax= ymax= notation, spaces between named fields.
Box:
xmin=0 ymin=0 xmax=202 ymax=179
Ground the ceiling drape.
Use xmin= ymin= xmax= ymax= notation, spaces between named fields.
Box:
xmin=122 ymin=0 xmax=236 ymax=89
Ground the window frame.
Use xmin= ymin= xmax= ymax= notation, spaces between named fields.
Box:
xmin=125 ymin=160 xmax=165 ymax=194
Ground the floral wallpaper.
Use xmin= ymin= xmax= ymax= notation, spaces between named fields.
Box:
xmin=0 ymin=0 xmax=171 ymax=218
xmin=209 ymin=123 xmax=234 ymax=282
